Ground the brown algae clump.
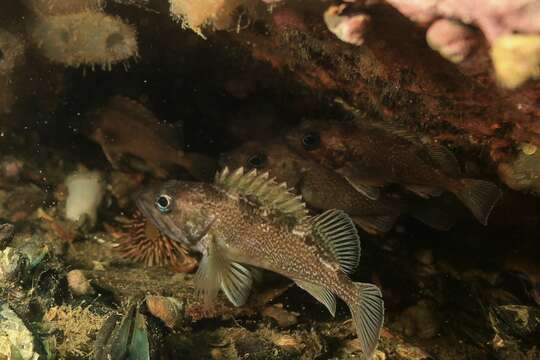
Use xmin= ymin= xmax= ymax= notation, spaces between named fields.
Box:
xmin=41 ymin=305 xmax=106 ymax=358
xmin=24 ymin=0 xmax=105 ymax=16
xmin=29 ymin=11 xmax=138 ymax=69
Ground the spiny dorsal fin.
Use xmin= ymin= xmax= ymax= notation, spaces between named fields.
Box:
xmin=215 ymin=167 xmax=308 ymax=222
xmin=309 ymin=209 xmax=360 ymax=274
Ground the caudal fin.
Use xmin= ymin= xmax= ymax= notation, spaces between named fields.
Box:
xmin=349 ymin=282 xmax=384 ymax=359
xmin=450 ymin=179 xmax=502 ymax=225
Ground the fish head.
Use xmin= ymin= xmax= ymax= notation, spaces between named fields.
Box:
xmin=135 ymin=180 xmax=216 ymax=248
xmin=285 ymin=120 xmax=346 ymax=167
xmin=220 ymin=140 xmax=305 ymax=188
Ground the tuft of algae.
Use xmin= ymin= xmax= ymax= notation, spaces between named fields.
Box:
xmin=41 ymin=305 xmax=107 ymax=358
xmin=29 ymin=11 xmax=138 ymax=69
xmin=491 ymin=34 xmax=540 ymax=89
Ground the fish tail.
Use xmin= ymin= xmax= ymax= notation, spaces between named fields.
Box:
xmin=346 ymin=282 xmax=384 ymax=360
xmin=449 ymin=179 xmax=502 ymax=225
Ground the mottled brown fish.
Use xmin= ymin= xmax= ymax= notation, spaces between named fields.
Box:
xmin=136 ymin=167 xmax=385 ymax=358
xmin=285 ymin=118 xmax=502 ymax=225
xmin=221 ymin=139 xmax=453 ymax=234
xmin=87 ymin=96 xmax=217 ymax=181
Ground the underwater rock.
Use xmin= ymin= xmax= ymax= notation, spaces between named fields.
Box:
xmin=146 ymin=295 xmax=185 ymax=329
xmin=426 ymin=19 xmax=479 ymax=63
xmin=324 ymin=4 xmax=371 ymax=46
xmin=42 ymin=304 xmax=106 ymax=358
xmin=0 ymin=303 xmax=40 ymax=360
xmin=64 ymin=169 xmax=105 ymax=229
xmin=24 ymin=0 xmax=105 ymax=16
xmin=29 ymin=11 xmax=138 ymax=69
xmin=67 ymin=269 xmax=95 ymax=296
xmin=491 ymin=34 xmax=540 ymax=89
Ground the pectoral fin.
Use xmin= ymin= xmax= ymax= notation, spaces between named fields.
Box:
xmin=294 ymin=279 xmax=336 ymax=317
xmin=194 ymin=239 xmax=253 ymax=307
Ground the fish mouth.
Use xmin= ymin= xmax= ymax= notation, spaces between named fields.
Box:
xmin=134 ymin=188 xmax=190 ymax=246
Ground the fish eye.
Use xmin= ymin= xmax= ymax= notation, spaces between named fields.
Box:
xmin=302 ymin=132 xmax=320 ymax=151
xmin=247 ymin=153 xmax=267 ymax=169
xmin=155 ymin=194 xmax=172 ymax=214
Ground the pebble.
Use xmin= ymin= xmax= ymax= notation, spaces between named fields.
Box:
xmin=67 ymin=270 xmax=95 ymax=296
xmin=262 ymin=304 xmax=298 ymax=328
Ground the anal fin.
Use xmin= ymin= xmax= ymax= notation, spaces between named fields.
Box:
xmin=294 ymin=279 xmax=336 ymax=316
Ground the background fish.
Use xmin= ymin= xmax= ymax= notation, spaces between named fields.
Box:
xmin=87 ymin=96 xmax=217 ymax=181
xmin=221 ymin=139 xmax=454 ymax=234
xmin=136 ymin=167 xmax=385 ymax=358
xmin=285 ymin=118 xmax=502 ymax=225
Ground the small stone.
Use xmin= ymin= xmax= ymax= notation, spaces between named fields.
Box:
xmin=146 ymin=295 xmax=184 ymax=329
xmin=67 ymin=270 xmax=95 ymax=296
xmin=262 ymin=304 xmax=298 ymax=328
xmin=520 ymin=142 xmax=537 ymax=156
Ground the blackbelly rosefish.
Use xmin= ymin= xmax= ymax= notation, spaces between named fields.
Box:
xmin=136 ymin=167 xmax=385 ymax=358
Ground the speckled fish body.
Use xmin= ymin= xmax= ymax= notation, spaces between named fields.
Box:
xmin=136 ymin=167 xmax=384 ymax=358
xmin=285 ymin=119 xmax=502 ymax=225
